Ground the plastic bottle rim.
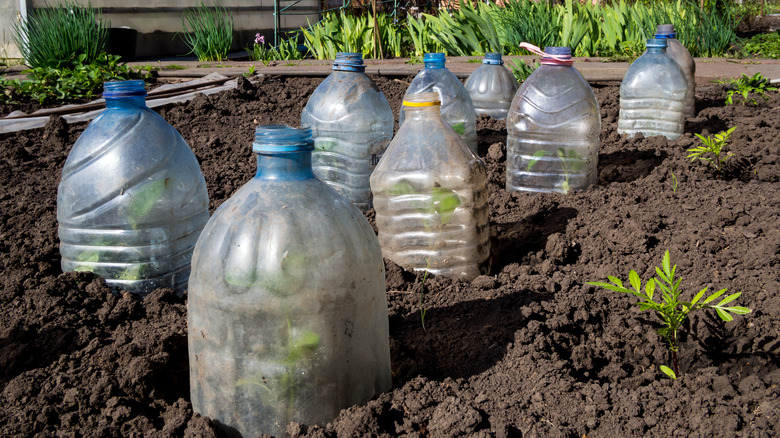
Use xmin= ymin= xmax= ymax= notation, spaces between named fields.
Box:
xmin=253 ymin=124 xmax=313 ymax=153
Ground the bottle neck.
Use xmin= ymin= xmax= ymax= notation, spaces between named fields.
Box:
xmin=254 ymin=151 xmax=315 ymax=181
xmin=105 ymin=96 xmax=147 ymax=109
xmin=646 ymin=46 xmax=667 ymax=54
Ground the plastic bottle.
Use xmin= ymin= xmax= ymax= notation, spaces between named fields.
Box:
xmin=57 ymin=79 xmax=209 ymax=296
xmin=371 ymin=92 xmax=490 ymax=281
xmin=399 ymin=52 xmax=478 ymax=154
xmin=655 ymin=24 xmax=696 ymax=119
xmin=188 ymin=125 xmax=391 ymax=438
xmin=506 ymin=46 xmax=600 ymax=194
xmin=464 ymin=52 xmax=519 ymax=120
xmin=301 ymin=52 xmax=394 ymax=211
xmin=618 ymin=38 xmax=688 ymax=140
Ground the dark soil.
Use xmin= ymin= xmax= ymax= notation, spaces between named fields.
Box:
xmin=1 ymin=74 xmax=779 ymax=437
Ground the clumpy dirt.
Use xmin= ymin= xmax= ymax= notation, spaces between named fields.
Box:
xmin=1 ymin=74 xmax=779 ymax=437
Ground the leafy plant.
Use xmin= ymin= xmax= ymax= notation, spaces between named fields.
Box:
xmin=587 ymin=250 xmax=751 ymax=378
xmin=688 ymin=126 xmax=737 ymax=173
xmin=507 ymin=58 xmax=539 ymax=82
xmin=236 ymin=315 xmax=320 ymax=423
xmin=0 ymin=53 xmax=149 ymax=104
xmin=12 ymin=0 xmax=109 ymax=69
xmin=526 ymin=147 xmax=584 ymax=194
xmin=741 ymin=31 xmax=780 ymax=59
xmin=180 ymin=1 xmax=234 ymax=61
xmin=718 ymin=73 xmax=778 ymax=106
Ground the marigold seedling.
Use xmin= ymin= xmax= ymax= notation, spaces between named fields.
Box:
xmin=688 ymin=126 xmax=737 ymax=173
xmin=587 ymin=250 xmax=751 ymax=378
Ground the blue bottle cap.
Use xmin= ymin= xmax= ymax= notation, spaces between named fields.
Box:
xmin=253 ymin=125 xmax=313 ymax=153
xmin=424 ymin=52 xmax=446 ymax=69
xmin=483 ymin=52 xmax=503 ymax=65
xmin=544 ymin=46 xmax=572 ymax=56
xmin=646 ymin=38 xmax=668 ymax=48
xmin=103 ymin=80 xmax=147 ymax=98
xmin=333 ymin=52 xmax=365 ymax=72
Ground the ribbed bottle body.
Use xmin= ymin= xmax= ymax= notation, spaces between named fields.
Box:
xmin=506 ymin=64 xmax=600 ymax=194
xmin=57 ymin=90 xmax=209 ymax=296
xmin=465 ymin=62 xmax=518 ymax=119
xmin=618 ymin=47 xmax=688 ymax=140
xmin=400 ymin=68 xmax=478 ymax=154
xmin=301 ymin=71 xmax=393 ymax=210
xmin=372 ymin=98 xmax=489 ymax=281
xmin=188 ymin=126 xmax=391 ymax=438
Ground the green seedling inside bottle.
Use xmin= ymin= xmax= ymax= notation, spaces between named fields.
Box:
xmin=587 ymin=250 xmax=751 ymax=379
xmin=388 ymin=180 xmax=462 ymax=329
xmin=450 ymin=122 xmax=466 ymax=136
xmin=236 ymin=315 xmax=320 ymax=424
xmin=527 ymin=148 xmax=585 ymax=194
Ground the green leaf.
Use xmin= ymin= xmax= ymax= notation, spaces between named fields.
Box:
xmin=716 ymin=291 xmax=741 ymax=306
xmin=715 ymin=308 xmax=733 ymax=321
xmin=527 ymin=150 xmax=548 ymax=171
xmin=690 ymin=287 xmax=707 ymax=306
xmin=702 ymin=288 xmax=727 ymax=304
xmin=431 ymin=186 xmax=461 ymax=223
xmin=645 ymin=278 xmax=655 ymax=300
xmin=450 ymin=122 xmax=466 ymax=136
xmin=629 ymin=270 xmax=641 ymax=292
xmin=659 ymin=365 xmax=677 ymax=380
xmin=720 ymin=306 xmax=751 ymax=315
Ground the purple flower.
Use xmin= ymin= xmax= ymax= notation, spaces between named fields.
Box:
xmin=255 ymin=33 xmax=265 ymax=45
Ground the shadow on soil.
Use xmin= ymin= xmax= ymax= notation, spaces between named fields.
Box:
xmin=389 ymin=289 xmax=553 ymax=386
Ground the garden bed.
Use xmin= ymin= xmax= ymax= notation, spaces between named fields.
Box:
xmin=0 ymin=75 xmax=778 ymax=437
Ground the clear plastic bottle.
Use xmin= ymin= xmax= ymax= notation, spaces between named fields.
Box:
xmin=399 ymin=52 xmax=478 ymax=154
xmin=464 ymin=52 xmax=518 ymax=120
xmin=506 ymin=46 xmax=600 ymax=194
xmin=371 ymin=92 xmax=490 ymax=281
xmin=188 ymin=125 xmax=391 ymax=438
xmin=655 ymin=24 xmax=696 ymax=119
xmin=301 ymin=52 xmax=394 ymax=211
xmin=618 ymin=38 xmax=688 ymax=140
xmin=57 ymin=80 xmax=209 ymax=296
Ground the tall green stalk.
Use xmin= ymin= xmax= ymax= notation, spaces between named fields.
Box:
xmin=12 ymin=0 xmax=109 ymax=69
xmin=180 ymin=1 xmax=234 ymax=61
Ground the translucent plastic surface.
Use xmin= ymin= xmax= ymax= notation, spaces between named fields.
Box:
xmin=659 ymin=37 xmax=696 ymax=118
xmin=464 ymin=60 xmax=518 ymax=119
xmin=372 ymin=93 xmax=489 ymax=280
xmin=399 ymin=61 xmax=478 ymax=154
xmin=188 ymin=126 xmax=391 ymax=438
xmin=618 ymin=43 xmax=688 ymax=140
xmin=301 ymin=67 xmax=393 ymax=210
xmin=506 ymin=64 xmax=600 ymax=194
xmin=57 ymin=81 xmax=209 ymax=296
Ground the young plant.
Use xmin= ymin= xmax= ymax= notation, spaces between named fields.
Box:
xmin=687 ymin=126 xmax=737 ymax=173
xmin=587 ymin=250 xmax=751 ymax=379
xmin=527 ymin=147 xmax=584 ymax=194
xmin=1 ymin=53 xmax=149 ymax=104
xmin=180 ymin=1 xmax=234 ymax=61
xmin=718 ymin=73 xmax=778 ymax=106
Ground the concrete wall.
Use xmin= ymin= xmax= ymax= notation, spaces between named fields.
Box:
xmin=7 ymin=0 xmax=321 ymax=60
